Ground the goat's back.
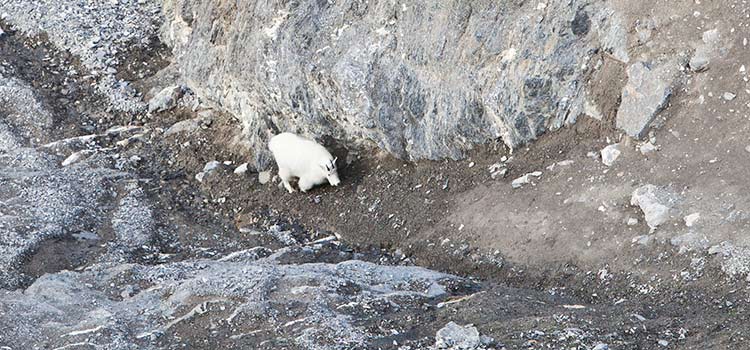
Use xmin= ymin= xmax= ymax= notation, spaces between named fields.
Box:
xmin=269 ymin=133 xmax=330 ymax=174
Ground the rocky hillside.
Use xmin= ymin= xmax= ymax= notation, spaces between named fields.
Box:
xmin=2 ymin=0 xmax=750 ymax=349
xmin=161 ymin=0 xmax=633 ymax=168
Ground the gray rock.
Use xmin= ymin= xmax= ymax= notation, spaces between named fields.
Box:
xmin=511 ymin=171 xmax=542 ymax=189
xmin=631 ymin=184 xmax=678 ymax=230
xmin=684 ymin=212 xmax=701 ymax=227
xmin=723 ymin=92 xmax=737 ymax=101
xmin=689 ymin=29 xmax=724 ymax=73
xmin=148 ymin=85 xmax=184 ymax=113
xmin=616 ymin=62 xmax=675 ymax=138
xmin=600 ymin=143 xmax=621 ymax=166
xmin=434 ymin=322 xmax=481 ymax=349
xmin=196 ymin=160 xmax=221 ymax=182
xmin=234 ymin=163 xmax=249 ymax=175
xmin=639 ymin=142 xmax=658 ymax=155
xmin=164 ymin=117 xmax=202 ymax=136
xmin=0 ymin=248 xmax=468 ymax=349
xmin=161 ymin=0 xmax=630 ymax=168
xmin=259 ymin=170 xmax=272 ymax=185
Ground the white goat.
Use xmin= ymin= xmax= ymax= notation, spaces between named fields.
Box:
xmin=268 ymin=132 xmax=340 ymax=193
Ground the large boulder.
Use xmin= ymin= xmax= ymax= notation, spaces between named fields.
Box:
xmin=0 ymin=250 xmax=470 ymax=349
xmin=161 ymin=0 xmax=630 ymax=168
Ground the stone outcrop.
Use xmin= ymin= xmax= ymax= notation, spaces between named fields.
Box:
xmin=0 ymin=247 xmax=469 ymax=349
xmin=160 ymin=0 xmax=629 ymax=168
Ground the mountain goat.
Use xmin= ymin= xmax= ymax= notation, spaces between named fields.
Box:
xmin=268 ymin=132 xmax=340 ymax=193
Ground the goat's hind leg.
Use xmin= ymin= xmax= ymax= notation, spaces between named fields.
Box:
xmin=298 ymin=176 xmax=314 ymax=193
xmin=278 ymin=167 xmax=296 ymax=193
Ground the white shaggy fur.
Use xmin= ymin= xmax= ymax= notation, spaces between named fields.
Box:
xmin=268 ymin=132 xmax=340 ymax=193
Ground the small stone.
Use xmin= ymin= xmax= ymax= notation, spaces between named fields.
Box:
xmin=723 ymin=92 xmax=737 ymax=101
xmin=632 ymin=235 xmax=653 ymax=246
xmin=684 ymin=212 xmax=700 ymax=227
xmin=593 ymin=344 xmax=609 ymax=350
xmin=631 ymin=185 xmax=677 ymax=229
xmin=488 ymin=163 xmax=507 ymax=179
xmin=639 ymin=142 xmax=658 ymax=155
xmin=511 ymin=171 xmax=542 ymax=189
xmin=148 ymin=85 xmax=183 ymax=113
xmin=740 ymin=65 xmax=746 ymax=73
xmin=195 ymin=161 xmax=221 ymax=183
xmin=259 ymin=171 xmax=272 ymax=184
xmin=616 ymin=62 xmax=674 ymax=138
xmin=62 ymin=151 xmax=88 ymax=167
xmin=434 ymin=322 xmax=480 ymax=349
xmin=468 ymin=161 xmax=475 ymax=168
xmin=702 ymin=28 xmax=719 ymax=44
xmin=234 ymin=163 xmax=249 ymax=175
xmin=689 ymin=51 xmax=710 ymax=72
xmin=658 ymin=340 xmax=669 ymax=347
xmin=627 ymin=218 xmax=639 ymax=226
xmin=601 ymin=143 xmax=621 ymax=166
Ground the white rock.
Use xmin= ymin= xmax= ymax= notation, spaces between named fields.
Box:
xmin=632 ymin=235 xmax=653 ymax=246
xmin=434 ymin=322 xmax=480 ymax=349
xmin=702 ymin=28 xmax=719 ymax=44
xmin=511 ymin=171 xmax=542 ymax=189
xmin=631 ymin=185 xmax=676 ymax=229
xmin=195 ymin=160 xmax=221 ymax=183
xmin=593 ymin=344 xmax=609 ymax=350
xmin=600 ymin=144 xmax=621 ymax=166
xmin=684 ymin=212 xmax=700 ymax=227
xmin=639 ymin=142 xmax=658 ymax=155
xmin=723 ymin=92 xmax=737 ymax=101
xmin=148 ymin=85 xmax=183 ymax=113
xmin=259 ymin=171 xmax=272 ymax=184
xmin=658 ymin=340 xmax=669 ymax=347
xmin=234 ymin=163 xmax=249 ymax=175
xmin=627 ymin=218 xmax=639 ymax=226
xmin=61 ymin=150 xmax=92 ymax=167
xmin=488 ymin=163 xmax=507 ymax=179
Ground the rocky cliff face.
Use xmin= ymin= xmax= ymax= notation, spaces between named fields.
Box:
xmin=161 ymin=0 xmax=629 ymax=168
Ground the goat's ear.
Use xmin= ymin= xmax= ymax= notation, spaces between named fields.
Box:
xmin=332 ymin=157 xmax=338 ymax=164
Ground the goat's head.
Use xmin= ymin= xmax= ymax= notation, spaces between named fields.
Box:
xmin=319 ymin=157 xmax=340 ymax=186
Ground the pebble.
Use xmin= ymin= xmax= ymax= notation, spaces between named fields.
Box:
xmin=658 ymin=340 xmax=669 ymax=347
xmin=600 ymin=143 xmax=621 ymax=166
xmin=259 ymin=171 xmax=272 ymax=184
xmin=234 ymin=163 xmax=249 ymax=175
xmin=488 ymin=163 xmax=507 ymax=179
xmin=723 ymin=92 xmax=737 ymax=101
xmin=684 ymin=212 xmax=700 ymax=227
xmin=639 ymin=142 xmax=658 ymax=155
xmin=593 ymin=344 xmax=609 ymax=350
xmin=511 ymin=171 xmax=542 ymax=189
xmin=627 ymin=218 xmax=639 ymax=226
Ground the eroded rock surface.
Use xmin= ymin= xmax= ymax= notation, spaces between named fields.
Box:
xmin=161 ymin=0 xmax=630 ymax=168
